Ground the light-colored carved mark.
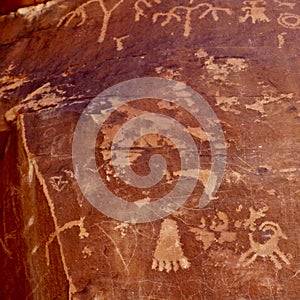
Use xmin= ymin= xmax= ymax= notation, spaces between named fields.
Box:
xmin=205 ymin=57 xmax=248 ymax=82
xmin=189 ymin=211 xmax=237 ymax=250
xmin=195 ymin=48 xmax=209 ymax=58
xmin=278 ymin=32 xmax=287 ymax=48
xmin=45 ymin=217 xmax=89 ymax=266
xmin=273 ymin=0 xmax=296 ymax=9
xmin=277 ymin=13 xmax=300 ymax=29
xmin=239 ymin=221 xmax=290 ymax=269
xmin=245 ymin=93 xmax=294 ymax=115
xmin=114 ymin=222 xmax=129 ymax=238
xmin=113 ymin=35 xmax=129 ymax=51
xmin=243 ymin=206 xmax=268 ymax=231
xmin=239 ymin=0 xmax=270 ymax=24
xmin=49 ymin=175 xmax=68 ymax=192
xmin=57 ymin=0 xmax=125 ymax=43
xmin=215 ymin=95 xmax=241 ymax=115
xmin=134 ymin=0 xmax=161 ymax=21
xmin=19 ymin=115 xmax=77 ymax=298
xmin=190 ymin=227 xmax=215 ymax=250
xmin=153 ymin=3 xmax=232 ymax=37
xmin=152 ymin=219 xmax=190 ymax=272
xmin=82 ymin=246 xmax=92 ymax=258
xmin=210 ymin=211 xmax=229 ymax=232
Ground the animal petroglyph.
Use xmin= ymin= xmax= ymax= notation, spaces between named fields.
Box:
xmin=57 ymin=0 xmax=124 ymax=43
xmin=134 ymin=0 xmax=161 ymax=21
xmin=239 ymin=221 xmax=290 ymax=269
xmin=152 ymin=219 xmax=190 ymax=272
xmin=239 ymin=0 xmax=270 ymax=24
xmin=153 ymin=3 xmax=232 ymax=37
xmin=277 ymin=13 xmax=300 ymax=29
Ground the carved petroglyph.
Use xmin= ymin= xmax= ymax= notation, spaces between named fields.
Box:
xmin=278 ymin=32 xmax=287 ymax=48
xmin=113 ymin=35 xmax=129 ymax=51
xmin=243 ymin=206 xmax=269 ymax=231
xmin=215 ymin=95 xmax=241 ymax=115
xmin=153 ymin=3 xmax=232 ymax=37
xmin=239 ymin=1 xmax=270 ymax=24
xmin=19 ymin=115 xmax=78 ymax=298
xmin=114 ymin=222 xmax=130 ymax=238
xmin=152 ymin=219 xmax=190 ymax=272
xmin=45 ymin=217 xmax=89 ymax=266
xmin=134 ymin=0 xmax=161 ymax=21
xmin=273 ymin=0 xmax=296 ymax=9
xmin=49 ymin=176 xmax=68 ymax=192
xmin=82 ymin=246 xmax=92 ymax=258
xmin=277 ymin=13 xmax=300 ymax=29
xmin=239 ymin=221 xmax=290 ymax=269
xmin=189 ymin=211 xmax=237 ymax=250
xmin=49 ymin=170 xmax=74 ymax=192
xmin=205 ymin=57 xmax=248 ymax=82
xmin=188 ymin=205 xmax=291 ymax=270
xmin=245 ymin=93 xmax=294 ymax=115
xmin=57 ymin=0 xmax=125 ymax=43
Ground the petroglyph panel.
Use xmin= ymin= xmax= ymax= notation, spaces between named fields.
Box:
xmin=0 ymin=0 xmax=300 ymax=299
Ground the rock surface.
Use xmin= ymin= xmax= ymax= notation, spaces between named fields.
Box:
xmin=0 ymin=0 xmax=299 ymax=299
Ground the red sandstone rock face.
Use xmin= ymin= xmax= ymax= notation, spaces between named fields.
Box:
xmin=0 ymin=0 xmax=300 ymax=299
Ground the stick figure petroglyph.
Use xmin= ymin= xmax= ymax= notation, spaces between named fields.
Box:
xmin=57 ymin=0 xmax=124 ymax=43
xmin=153 ymin=3 xmax=232 ymax=37
xmin=239 ymin=221 xmax=290 ymax=269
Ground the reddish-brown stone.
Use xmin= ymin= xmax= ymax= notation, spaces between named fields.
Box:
xmin=0 ymin=0 xmax=299 ymax=299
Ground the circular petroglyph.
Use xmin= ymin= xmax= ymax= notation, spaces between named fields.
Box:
xmin=72 ymin=77 xmax=226 ymax=223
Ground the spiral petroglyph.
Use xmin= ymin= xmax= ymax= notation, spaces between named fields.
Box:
xmin=72 ymin=78 xmax=226 ymax=223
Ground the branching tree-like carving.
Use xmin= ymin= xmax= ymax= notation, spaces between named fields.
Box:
xmin=57 ymin=0 xmax=124 ymax=43
xmin=153 ymin=3 xmax=232 ymax=37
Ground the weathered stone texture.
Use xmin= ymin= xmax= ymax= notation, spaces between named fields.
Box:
xmin=0 ymin=0 xmax=299 ymax=299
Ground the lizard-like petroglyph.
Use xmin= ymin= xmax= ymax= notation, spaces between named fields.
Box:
xmin=152 ymin=219 xmax=190 ymax=272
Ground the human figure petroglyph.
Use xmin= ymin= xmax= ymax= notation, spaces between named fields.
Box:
xmin=57 ymin=0 xmax=124 ymax=43
xmin=239 ymin=0 xmax=271 ymax=24
xmin=239 ymin=221 xmax=290 ymax=269
xmin=153 ymin=3 xmax=232 ymax=37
